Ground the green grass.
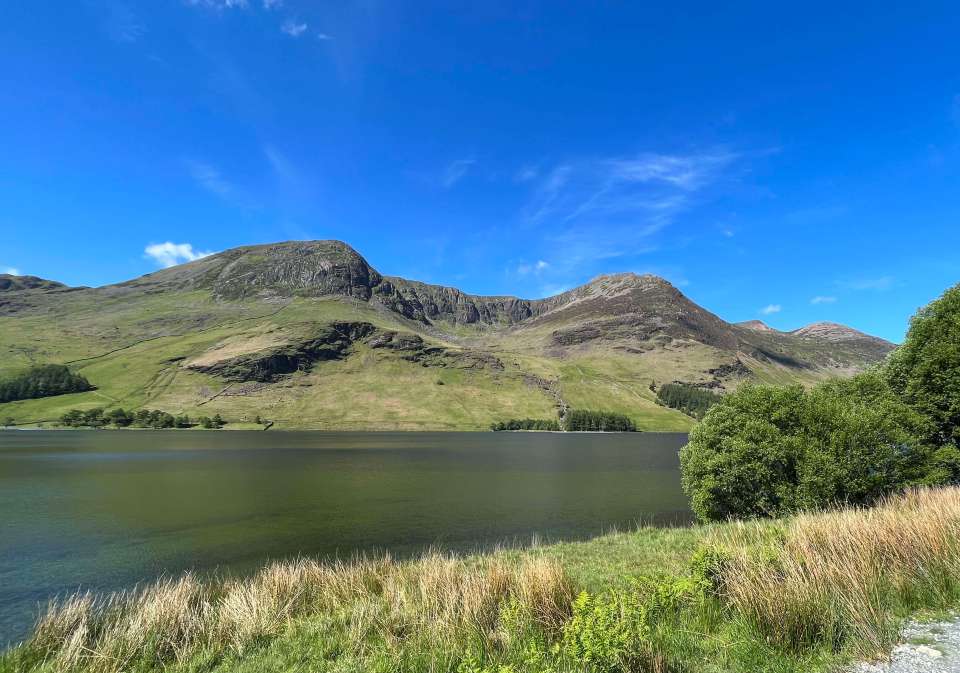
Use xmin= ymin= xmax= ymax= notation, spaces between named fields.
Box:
xmin=8 ymin=487 xmax=960 ymax=673
xmin=0 ymin=289 xmax=864 ymax=431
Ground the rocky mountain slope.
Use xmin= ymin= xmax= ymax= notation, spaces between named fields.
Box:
xmin=0 ymin=240 xmax=895 ymax=430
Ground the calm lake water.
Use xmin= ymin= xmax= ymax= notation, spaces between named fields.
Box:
xmin=0 ymin=430 xmax=690 ymax=645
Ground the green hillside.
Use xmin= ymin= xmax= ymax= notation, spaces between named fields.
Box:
xmin=0 ymin=241 xmax=895 ymax=431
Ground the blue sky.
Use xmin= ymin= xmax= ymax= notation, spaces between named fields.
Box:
xmin=2 ymin=2 xmax=959 ymax=342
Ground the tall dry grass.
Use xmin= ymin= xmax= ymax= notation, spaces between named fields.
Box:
xmin=27 ymin=553 xmax=574 ymax=673
xmin=714 ymin=487 xmax=960 ymax=657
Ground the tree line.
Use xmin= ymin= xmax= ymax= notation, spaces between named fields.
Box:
xmin=59 ymin=408 xmax=226 ymax=429
xmin=564 ymin=409 xmax=636 ymax=432
xmin=655 ymin=382 xmax=722 ymax=419
xmin=491 ymin=409 xmax=637 ymax=432
xmin=0 ymin=364 xmax=92 ymax=403
xmin=490 ymin=418 xmax=561 ymax=431
xmin=681 ymin=281 xmax=960 ymax=522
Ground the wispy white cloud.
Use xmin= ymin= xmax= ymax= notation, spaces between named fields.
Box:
xmin=514 ymin=165 xmax=540 ymax=183
xmin=144 ymin=242 xmax=214 ymax=268
xmin=1 ymin=266 xmax=21 ymax=276
xmin=810 ymin=295 xmax=837 ymax=305
xmin=262 ymin=0 xmax=282 ymax=8
xmin=517 ymin=260 xmax=549 ymax=275
xmin=442 ymin=159 xmax=476 ymax=188
xmin=281 ymin=19 xmax=308 ymax=37
xmin=842 ymin=276 xmax=894 ymax=291
xmin=101 ymin=3 xmax=145 ymax=43
xmin=185 ymin=0 xmax=248 ymax=8
xmin=185 ymin=160 xmax=235 ymax=199
xmin=524 ymin=150 xmax=737 ymax=226
xmin=316 ymin=32 xmax=333 ymax=40
xmin=760 ymin=304 xmax=782 ymax=315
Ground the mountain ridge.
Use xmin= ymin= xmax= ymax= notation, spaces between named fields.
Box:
xmin=0 ymin=240 xmax=896 ymax=431
xmin=5 ymin=241 xmax=891 ymax=345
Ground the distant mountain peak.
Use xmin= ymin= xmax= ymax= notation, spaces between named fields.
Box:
xmin=791 ymin=321 xmax=891 ymax=344
xmin=737 ymin=319 xmax=778 ymax=333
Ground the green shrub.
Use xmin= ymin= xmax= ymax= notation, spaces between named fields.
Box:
xmin=887 ymin=282 xmax=960 ymax=449
xmin=59 ymin=407 xmax=194 ymax=429
xmin=656 ymin=382 xmax=722 ymax=419
xmin=680 ymin=373 xmax=933 ymax=521
xmin=564 ymin=409 xmax=636 ymax=432
xmin=490 ymin=418 xmax=560 ymax=431
xmin=561 ymin=590 xmax=651 ymax=672
xmin=0 ymin=364 xmax=93 ymax=402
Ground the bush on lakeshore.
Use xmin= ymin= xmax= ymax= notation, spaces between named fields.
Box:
xmin=0 ymin=364 xmax=93 ymax=403
xmin=490 ymin=418 xmax=561 ymax=431
xmin=886 ymin=282 xmax=960 ymax=450
xmin=59 ymin=407 xmax=201 ymax=429
xmin=679 ymin=372 xmax=934 ymax=522
xmin=564 ymin=409 xmax=637 ymax=432
xmin=198 ymin=414 xmax=226 ymax=429
xmin=655 ymin=382 xmax=722 ymax=419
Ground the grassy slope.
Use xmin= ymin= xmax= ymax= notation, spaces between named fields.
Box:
xmin=9 ymin=487 xmax=960 ymax=673
xmin=0 ymin=280 xmax=865 ymax=431
xmin=0 ymin=292 xmax=701 ymax=430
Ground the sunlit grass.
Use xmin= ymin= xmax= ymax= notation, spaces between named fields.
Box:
xmin=8 ymin=487 xmax=960 ymax=673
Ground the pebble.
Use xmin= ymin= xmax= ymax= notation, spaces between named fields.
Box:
xmin=850 ymin=614 xmax=960 ymax=673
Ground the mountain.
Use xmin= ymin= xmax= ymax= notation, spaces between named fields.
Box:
xmin=0 ymin=241 xmax=895 ymax=430
xmin=0 ymin=274 xmax=68 ymax=292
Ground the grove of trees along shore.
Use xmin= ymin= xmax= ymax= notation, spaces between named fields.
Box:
xmin=681 ymin=281 xmax=960 ymax=522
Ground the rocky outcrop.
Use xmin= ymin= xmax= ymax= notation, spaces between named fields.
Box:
xmin=188 ymin=321 xmax=504 ymax=383
xmin=188 ymin=321 xmax=377 ymax=382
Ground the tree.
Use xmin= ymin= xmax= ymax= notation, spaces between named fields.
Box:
xmin=212 ymin=414 xmax=225 ymax=428
xmin=886 ymin=282 xmax=960 ymax=448
xmin=0 ymin=364 xmax=93 ymax=403
xmin=679 ymin=374 xmax=932 ymax=522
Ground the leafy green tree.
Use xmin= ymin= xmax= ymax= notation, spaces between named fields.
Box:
xmin=680 ymin=374 xmax=932 ymax=522
xmin=656 ymin=383 xmax=722 ymax=419
xmin=104 ymin=408 xmax=132 ymax=427
xmin=564 ymin=409 xmax=636 ymax=432
xmin=0 ymin=364 xmax=93 ymax=403
xmin=212 ymin=414 xmax=225 ymax=429
xmin=886 ymin=282 xmax=960 ymax=448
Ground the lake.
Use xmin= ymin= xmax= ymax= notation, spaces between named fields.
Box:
xmin=0 ymin=430 xmax=690 ymax=646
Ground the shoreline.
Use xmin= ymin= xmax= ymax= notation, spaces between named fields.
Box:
xmin=4 ymin=487 xmax=958 ymax=673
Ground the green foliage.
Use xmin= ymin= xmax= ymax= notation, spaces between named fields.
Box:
xmin=564 ymin=409 xmax=637 ymax=432
xmin=680 ymin=373 xmax=934 ymax=521
xmin=656 ymin=382 xmax=722 ymax=419
xmin=59 ymin=407 xmax=198 ymax=429
xmin=886 ymin=282 xmax=960 ymax=448
xmin=561 ymin=590 xmax=651 ymax=672
xmin=198 ymin=414 xmax=226 ymax=429
xmin=0 ymin=364 xmax=92 ymax=403
xmin=2 ymin=417 xmax=14 ymax=427
xmin=490 ymin=418 xmax=561 ymax=431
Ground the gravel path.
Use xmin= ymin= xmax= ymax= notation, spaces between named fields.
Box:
xmin=852 ymin=613 xmax=960 ymax=673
